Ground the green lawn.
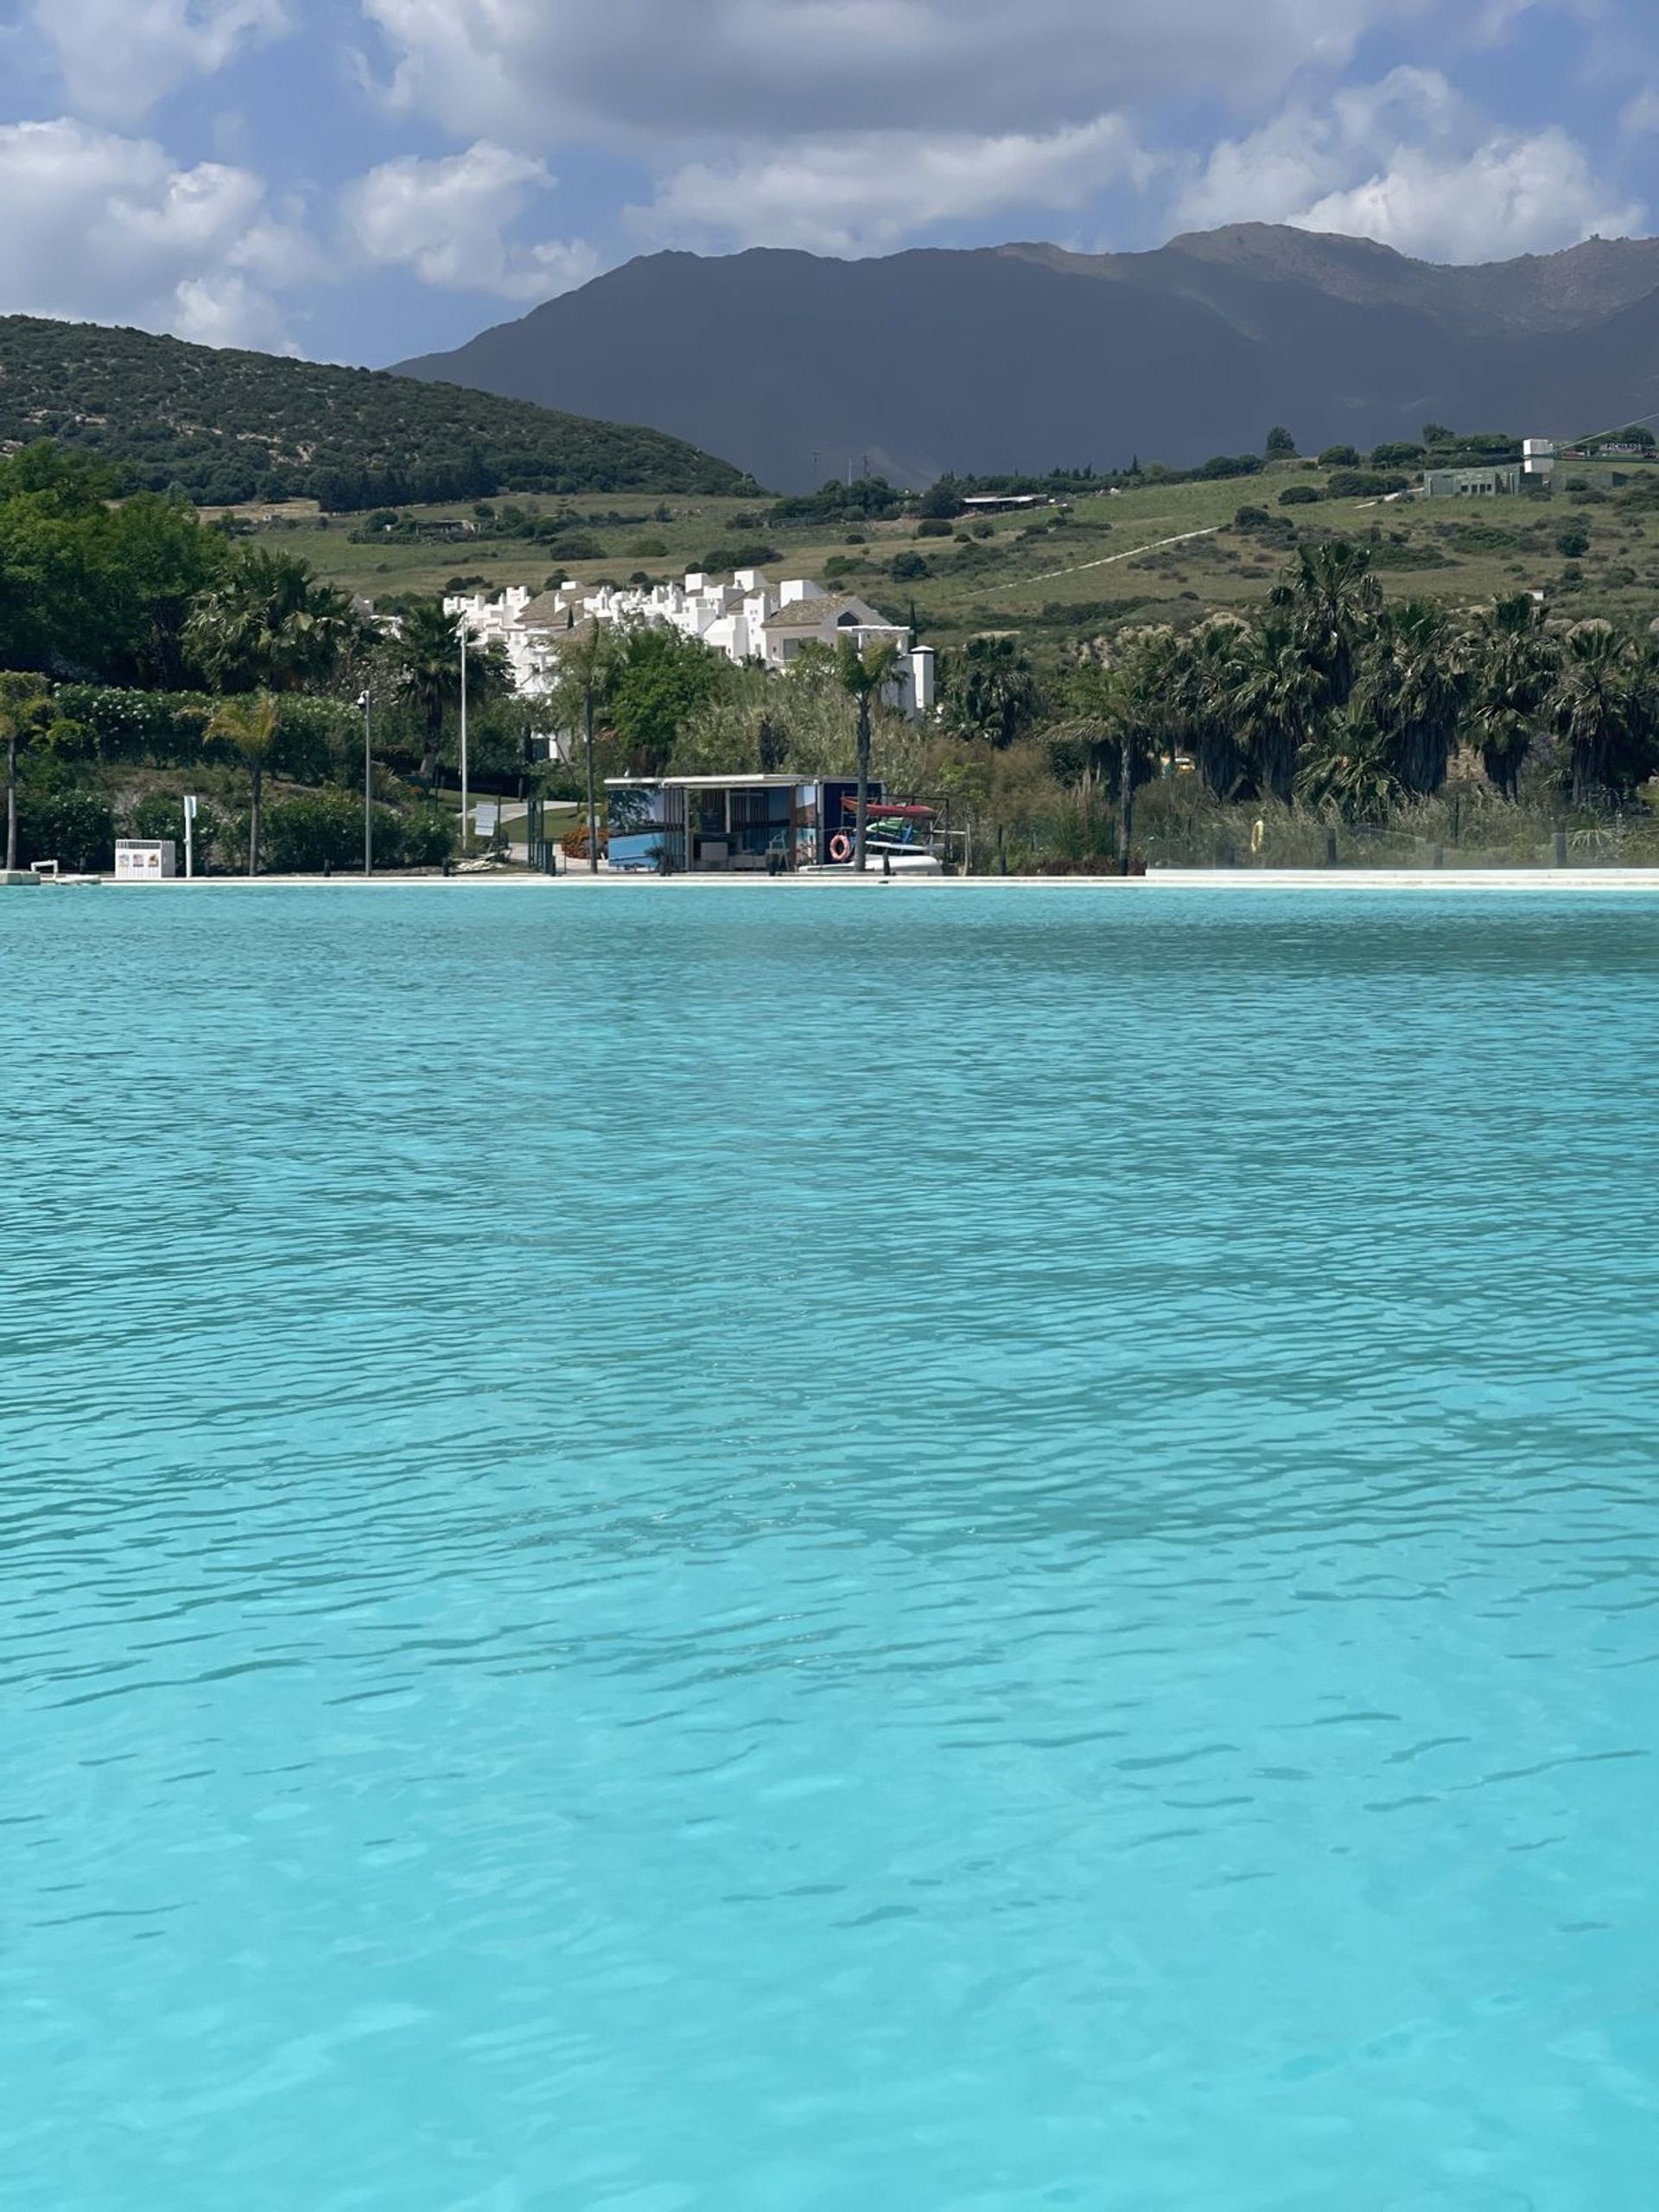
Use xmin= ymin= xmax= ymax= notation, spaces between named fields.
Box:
xmin=273 ymin=457 xmax=1659 ymax=658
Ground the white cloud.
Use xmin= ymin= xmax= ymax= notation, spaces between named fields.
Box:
xmin=1175 ymin=67 xmax=1643 ymax=260
xmin=1300 ymin=131 xmax=1642 ymax=260
xmin=634 ymin=118 xmax=1154 ymax=256
xmin=357 ymin=0 xmax=1444 ymax=149
xmin=339 ymin=141 xmax=599 ymax=297
xmin=0 ymin=118 xmax=296 ymax=347
xmin=30 ymin=0 xmax=288 ymax=124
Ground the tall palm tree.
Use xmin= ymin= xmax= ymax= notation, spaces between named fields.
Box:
xmin=207 ymin=692 xmax=282 ymax=874
xmin=1357 ymin=600 xmax=1471 ymax=797
xmin=944 ymin=634 xmax=1043 ymax=749
xmin=553 ymin=621 xmax=620 ymax=874
xmin=1224 ymin=618 xmax=1328 ymax=804
xmin=186 ymin=550 xmax=361 ymax=696
xmin=1550 ymin=623 xmax=1637 ymax=808
xmin=393 ymin=599 xmax=467 ymax=791
xmin=1066 ymin=648 xmax=1159 ymax=874
xmin=1469 ymin=594 xmax=1558 ymax=800
xmin=1268 ymin=540 xmax=1382 ymax=707
xmin=836 ymin=636 xmax=901 ymax=870
xmin=1297 ymin=707 xmax=1402 ymax=823
xmin=0 ymin=671 xmax=53 ymax=874
xmin=1169 ymin=620 xmax=1250 ymax=799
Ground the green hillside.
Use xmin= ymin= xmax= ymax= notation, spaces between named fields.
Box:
xmin=0 ymin=316 xmax=753 ymax=511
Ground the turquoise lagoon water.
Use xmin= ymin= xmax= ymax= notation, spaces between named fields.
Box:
xmin=3 ymin=883 xmax=1658 ymax=2211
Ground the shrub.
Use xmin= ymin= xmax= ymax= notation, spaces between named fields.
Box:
xmin=916 ymin=481 xmax=963 ymax=519
xmin=259 ymin=788 xmax=371 ymax=874
xmin=396 ymin=805 xmax=459 ymax=868
xmin=1556 ymin=525 xmax=1591 ymax=559
xmin=1326 ymin=469 xmax=1410 ymax=499
xmin=541 ymin=532 xmax=605 ymax=561
xmin=629 ymin=536 xmax=669 ymax=558
xmin=18 ymin=784 xmax=114 ymax=874
xmin=890 ymin=550 xmax=930 ymax=581
xmin=54 ymin=685 xmax=204 ymax=766
xmin=1318 ymin=445 xmax=1361 ymax=467
xmin=1437 ymin=522 xmax=1517 ymax=553
xmin=1369 ymin=442 xmax=1426 ymax=467
xmin=257 ymin=789 xmax=455 ymax=873
xmin=1234 ymin=505 xmax=1272 ymax=529
xmin=1280 ymin=485 xmax=1323 ymax=505
xmin=916 ymin=518 xmax=954 ymax=537
xmin=702 ymin=542 xmax=779 ymax=572
xmin=126 ymin=790 xmax=231 ymax=868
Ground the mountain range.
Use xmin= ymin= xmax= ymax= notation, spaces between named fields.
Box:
xmin=395 ymin=225 xmax=1659 ymax=491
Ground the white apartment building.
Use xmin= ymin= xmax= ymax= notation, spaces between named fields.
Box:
xmin=444 ymin=570 xmax=937 ymax=721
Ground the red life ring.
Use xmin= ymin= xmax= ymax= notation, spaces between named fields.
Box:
xmin=829 ymin=833 xmax=854 ymax=861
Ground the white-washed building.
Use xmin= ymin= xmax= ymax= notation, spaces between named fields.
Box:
xmin=444 ymin=569 xmax=936 ymax=721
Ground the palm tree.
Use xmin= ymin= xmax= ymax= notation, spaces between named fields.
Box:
xmin=1268 ymin=541 xmax=1382 ymax=707
xmin=1297 ymin=708 xmax=1402 ymax=823
xmin=1549 ymin=623 xmax=1637 ymax=808
xmin=836 ymin=636 xmax=901 ymax=870
xmin=1169 ymin=620 xmax=1250 ymax=799
xmin=186 ymin=550 xmax=361 ymax=696
xmin=553 ymin=621 xmax=620 ymax=874
xmin=1469 ymin=594 xmax=1557 ymax=800
xmin=1224 ymin=618 xmax=1328 ymax=804
xmin=0 ymin=671 xmax=53 ymax=874
xmin=1065 ymin=648 xmax=1159 ymax=874
xmin=944 ymin=634 xmax=1042 ymax=749
xmin=1356 ymin=600 xmax=1471 ymax=797
xmin=392 ymin=600 xmax=467 ymax=790
xmin=207 ymin=692 xmax=282 ymax=874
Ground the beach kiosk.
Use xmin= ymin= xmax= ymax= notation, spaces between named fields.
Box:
xmin=604 ymin=776 xmax=888 ymax=873
xmin=114 ymin=839 xmax=176 ymax=880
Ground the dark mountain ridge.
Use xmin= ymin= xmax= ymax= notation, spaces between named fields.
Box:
xmin=394 ymin=225 xmax=1659 ymax=489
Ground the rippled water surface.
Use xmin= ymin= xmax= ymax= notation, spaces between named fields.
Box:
xmin=5 ymin=884 xmax=1659 ymax=2210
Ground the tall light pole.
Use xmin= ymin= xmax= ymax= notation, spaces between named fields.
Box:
xmin=584 ymin=671 xmax=600 ymax=875
xmin=457 ymin=620 xmax=470 ymax=859
xmin=358 ymin=690 xmax=372 ymax=875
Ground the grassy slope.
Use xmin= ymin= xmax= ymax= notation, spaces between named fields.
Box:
xmin=0 ymin=316 xmax=752 ymax=504
xmin=288 ymin=457 xmax=1659 ymax=646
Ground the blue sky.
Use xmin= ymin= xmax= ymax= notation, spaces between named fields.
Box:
xmin=1 ymin=0 xmax=1656 ymax=365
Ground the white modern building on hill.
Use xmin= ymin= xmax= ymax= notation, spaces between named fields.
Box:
xmin=445 ymin=570 xmax=936 ymax=721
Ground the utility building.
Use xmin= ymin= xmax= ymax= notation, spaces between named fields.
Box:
xmin=1421 ymin=465 xmax=1524 ymax=498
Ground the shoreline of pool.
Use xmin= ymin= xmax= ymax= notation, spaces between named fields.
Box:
xmin=47 ymin=866 xmax=1659 ymax=893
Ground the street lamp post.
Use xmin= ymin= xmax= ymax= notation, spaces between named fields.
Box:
xmin=358 ymin=690 xmax=372 ymax=875
xmin=458 ymin=623 xmax=470 ymax=860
